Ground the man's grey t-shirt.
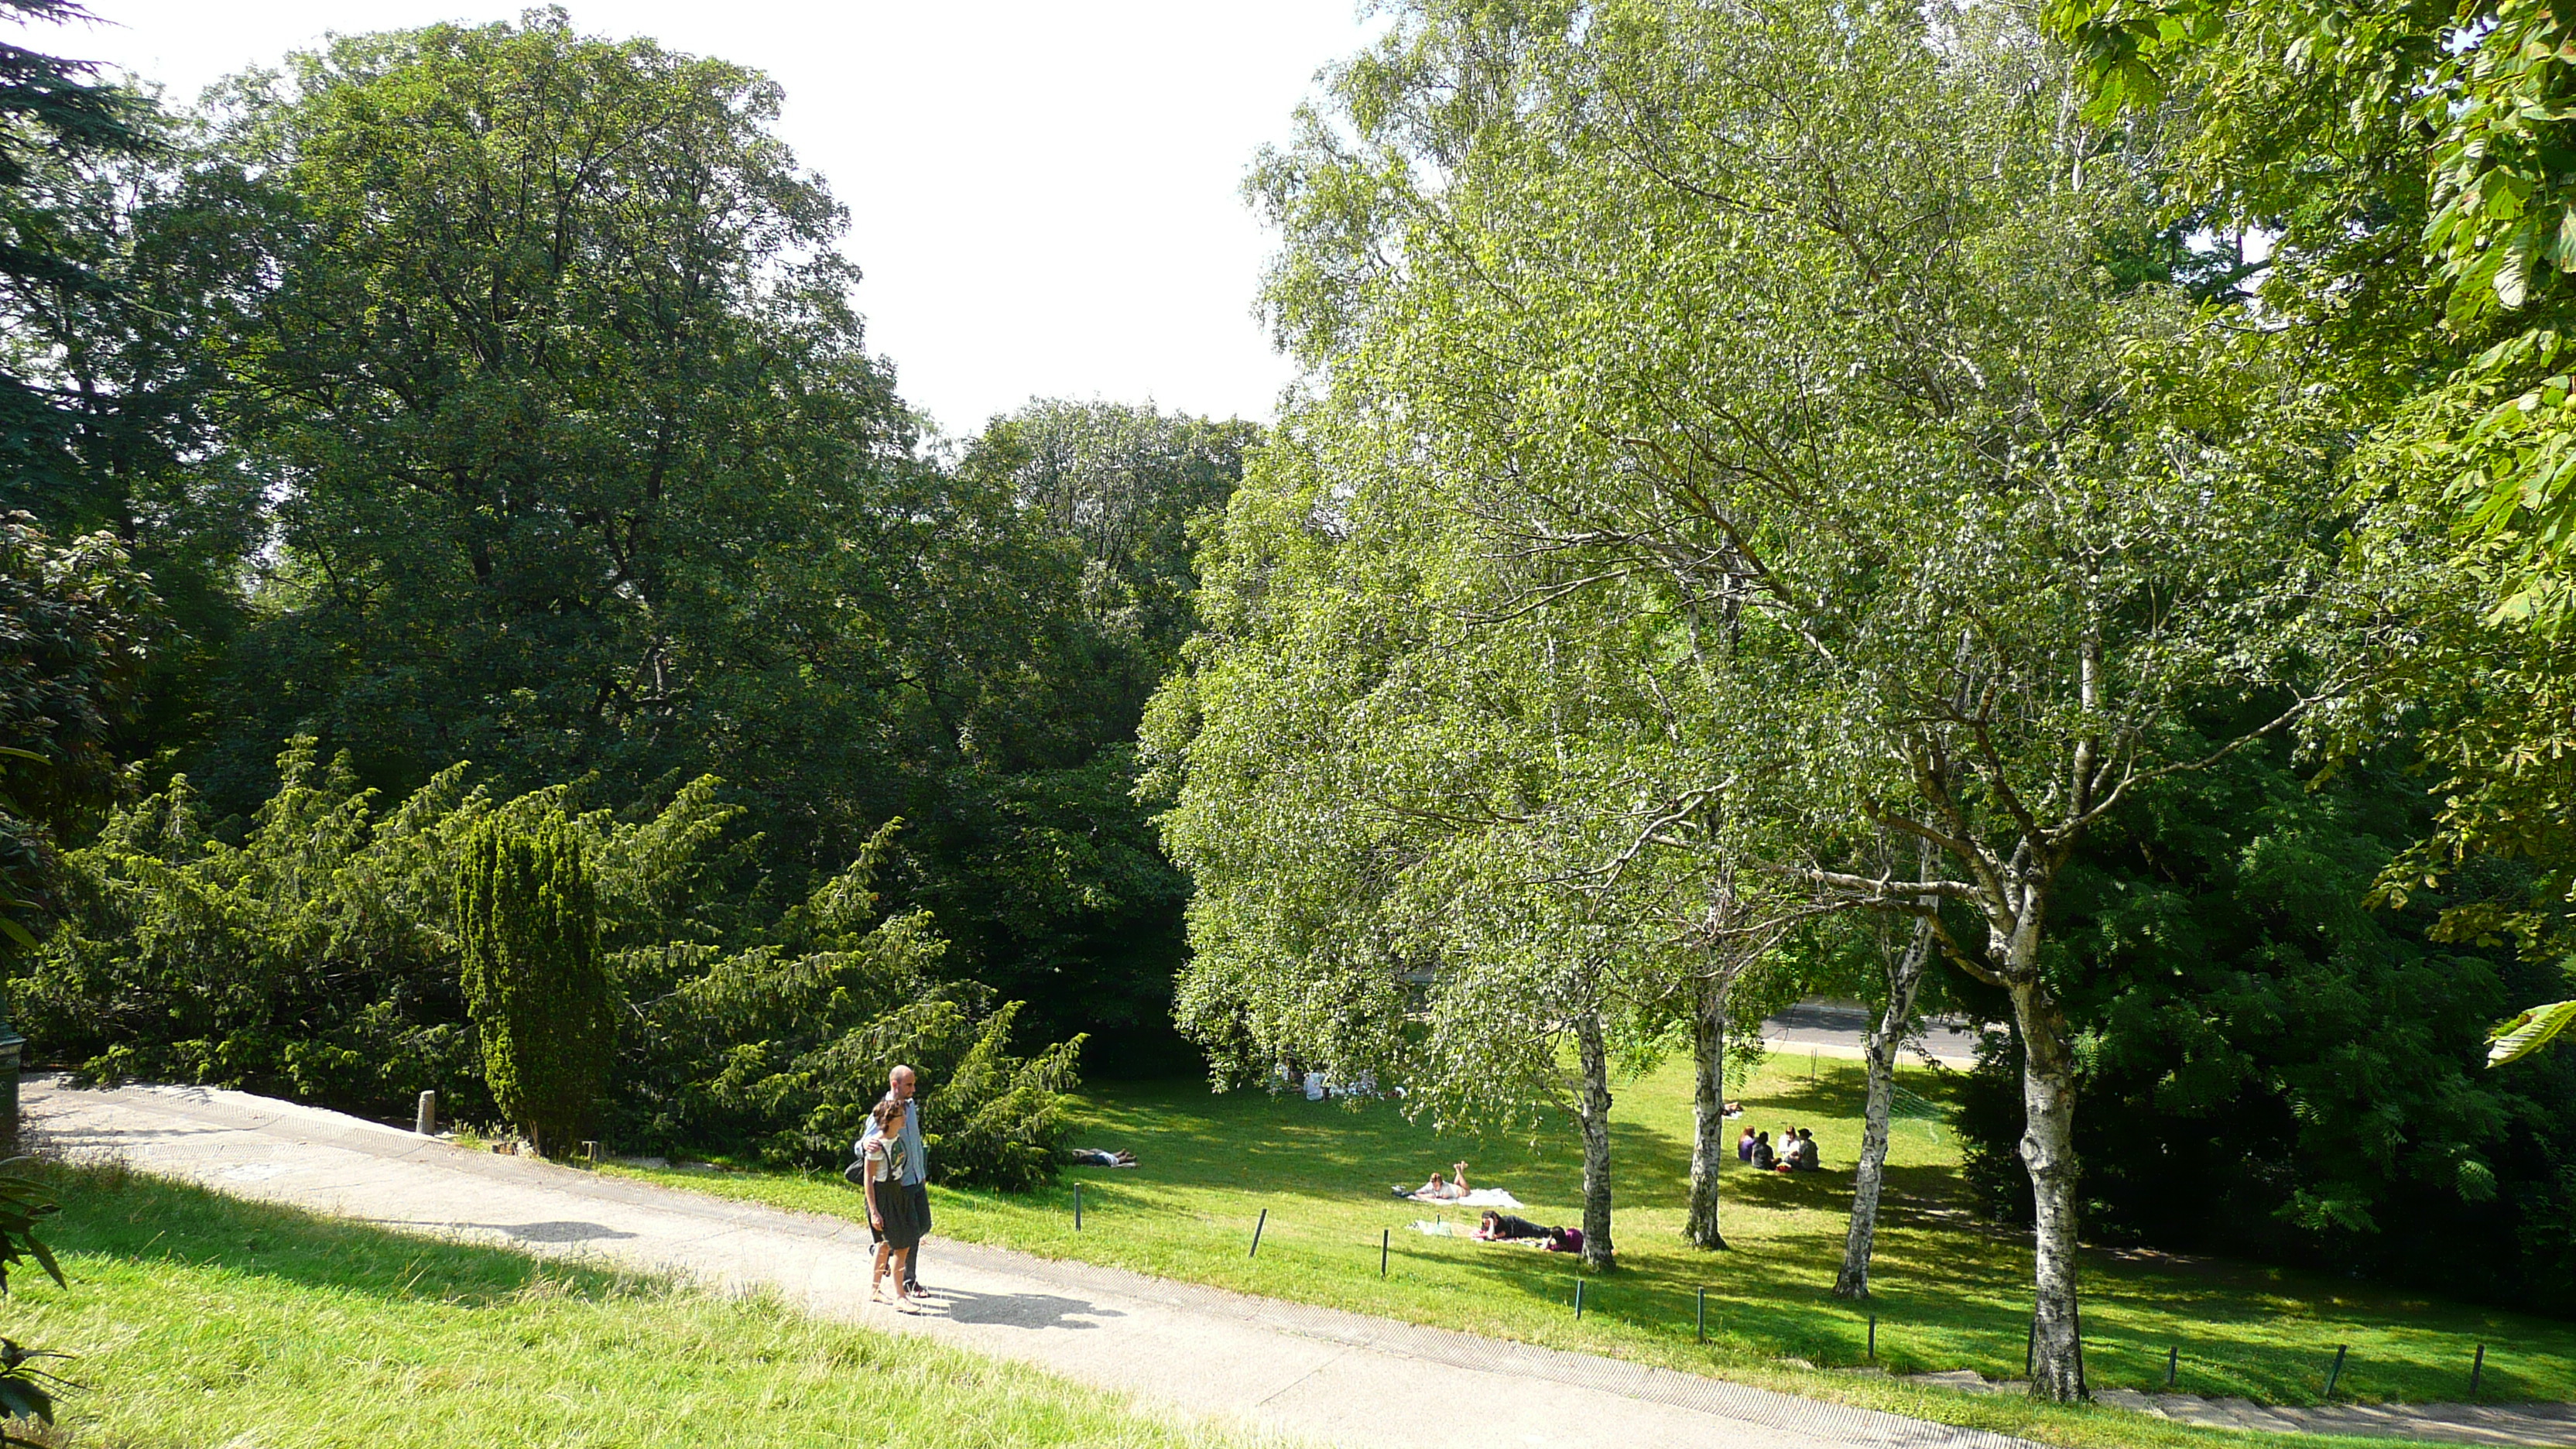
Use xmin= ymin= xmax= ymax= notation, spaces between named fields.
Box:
xmin=858 ymin=1098 xmax=927 ymax=1187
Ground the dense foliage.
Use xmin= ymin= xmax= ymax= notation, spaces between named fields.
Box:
xmin=18 ymin=743 xmax=1082 ymax=1181
xmin=0 ymin=9 xmax=1238 ymax=1169
xmin=0 ymin=517 xmax=156 ymax=947
xmin=1952 ymin=740 xmax=2576 ymax=1312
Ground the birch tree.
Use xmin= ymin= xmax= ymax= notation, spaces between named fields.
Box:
xmin=1242 ymin=0 xmax=2346 ymax=1399
xmin=1834 ymin=839 xmax=1941 ymax=1299
xmin=1141 ymin=437 xmax=1726 ymax=1272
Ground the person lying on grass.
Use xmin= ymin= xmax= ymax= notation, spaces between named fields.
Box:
xmin=1403 ymin=1162 xmax=1471 ymax=1200
xmin=1475 ymin=1210 xmax=1584 ymax=1253
xmin=862 ymin=1098 xmax=924 ymax=1310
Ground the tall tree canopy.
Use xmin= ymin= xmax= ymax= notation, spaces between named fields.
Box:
xmin=2044 ymin=0 xmax=2576 ymax=1081
xmin=1153 ymin=0 xmax=2352 ymax=1396
xmin=194 ymin=11 xmax=921 ymax=875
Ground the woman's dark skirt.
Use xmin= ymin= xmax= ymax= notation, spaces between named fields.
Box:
xmin=871 ymin=1178 xmax=925 ymax=1250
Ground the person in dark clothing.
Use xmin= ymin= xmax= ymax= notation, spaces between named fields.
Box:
xmin=1749 ymin=1130 xmax=1776 ymax=1171
xmin=1475 ymin=1210 xmax=1550 ymax=1241
xmin=1736 ymin=1125 xmax=1757 ymax=1162
xmin=1794 ymin=1127 xmax=1821 ymax=1170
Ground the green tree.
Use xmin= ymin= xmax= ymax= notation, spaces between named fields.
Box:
xmin=0 ymin=0 xmax=156 ymax=518
xmin=1832 ymin=844 xmax=1943 ymax=1300
xmin=2043 ymin=0 xmax=2576 ymax=1109
xmin=23 ymin=745 xmax=1084 ymax=1188
xmin=1226 ymin=0 xmax=2345 ymax=1397
xmin=878 ymin=402 xmax=1256 ymax=1064
xmin=456 ymin=810 xmax=611 ymax=1156
xmin=0 ymin=0 xmax=255 ymax=775
xmin=2042 ymin=0 xmax=2576 ymax=620
xmin=0 ymin=515 xmax=157 ymax=954
xmin=961 ymin=400 xmax=1257 ymax=697
xmin=193 ymin=10 xmax=923 ymax=877
xmin=1951 ymin=738 xmax=2576 ymax=1311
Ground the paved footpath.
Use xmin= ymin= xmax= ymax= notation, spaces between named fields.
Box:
xmin=29 ymin=1077 xmax=2036 ymax=1449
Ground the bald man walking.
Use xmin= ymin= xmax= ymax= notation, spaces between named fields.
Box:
xmin=859 ymin=1064 xmax=930 ymax=1294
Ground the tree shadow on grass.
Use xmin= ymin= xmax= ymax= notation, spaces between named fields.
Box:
xmin=1070 ymin=1081 xmax=1710 ymax=1216
xmin=37 ymin=1159 xmax=644 ymax=1307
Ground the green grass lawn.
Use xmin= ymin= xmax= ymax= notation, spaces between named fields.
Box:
xmin=15 ymin=1160 xmax=1242 ymax=1447
xmin=612 ymin=1051 xmax=2576 ymax=1449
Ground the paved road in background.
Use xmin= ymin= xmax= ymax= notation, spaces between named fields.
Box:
xmin=32 ymin=1077 xmax=2036 ymax=1449
xmin=1759 ymin=1000 xmax=1987 ymax=1069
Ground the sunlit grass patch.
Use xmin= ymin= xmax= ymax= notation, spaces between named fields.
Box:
xmin=618 ymin=1053 xmax=2576 ymax=1449
xmin=19 ymin=1161 xmax=1245 ymax=1448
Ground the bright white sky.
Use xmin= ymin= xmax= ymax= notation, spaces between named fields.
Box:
xmin=43 ymin=2 xmax=1379 ymax=438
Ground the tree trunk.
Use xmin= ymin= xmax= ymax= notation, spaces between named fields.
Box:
xmin=1834 ymin=916 xmax=1930 ymax=1298
xmin=2012 ymin=978 xmax=2085 ymax=1402
xmin=1574 ymin=1010 xmax=1617 ymax=1272
xmin=1685 ymin=969 xmax=1729 ymax=1250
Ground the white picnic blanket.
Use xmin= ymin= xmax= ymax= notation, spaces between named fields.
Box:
xmin=1400 ymin=1186 xmax=1524 ymax=1208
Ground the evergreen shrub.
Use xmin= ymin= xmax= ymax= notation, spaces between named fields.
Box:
xmin=455 ymin=810 xmax=612 ymax=1157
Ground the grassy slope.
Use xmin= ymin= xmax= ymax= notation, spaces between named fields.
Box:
xmin=616 ymin=1053 xmax=2576 ymax=1449
xmin=18 ymin=1160 xmax=1240 ymax=1448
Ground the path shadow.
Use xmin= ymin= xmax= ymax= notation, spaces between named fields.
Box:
xmin=931 ymin=1287 xmax=1125 ymax=1331
xmin=368 ymin=1218 xmax=642 ymax=1244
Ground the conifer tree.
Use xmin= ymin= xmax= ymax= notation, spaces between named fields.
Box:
xmin=456 ymin=810 xmax=611 ymax=1156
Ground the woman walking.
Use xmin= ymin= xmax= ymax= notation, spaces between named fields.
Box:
xmin=863 ymin=1098 xmax=923 ymax=1309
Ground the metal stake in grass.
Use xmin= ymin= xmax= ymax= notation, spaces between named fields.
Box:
xmin=1574 ymin=1276 xmax=1584 ymax=1321
xmin=1868 ymin=1314 xmax=1877 ymax=1362
xmin=1073 ymin=1182 xmax=1082 ymax=1231
xmin=2166 ymin=1345 xmax=2178 ymax=1389
xmin=1380 ymin=1228 xmax=1389 ymax=1278
xmin=2324 ymin=1344 xmax=2348 ymax=1400
xmin=2026 ymin=1321 xmax=2036 ymax=1378
xmin=1696 ymin=1287 xmax=1706 ymax=1344
xmin=1249 ymin=1208 xmax=1267 ymax=1258
xmin=2471 ymin=1344 xmax=2485 ymax=1399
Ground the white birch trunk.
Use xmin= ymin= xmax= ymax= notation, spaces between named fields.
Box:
xmin=1574 ymin=1010 xmax=1617 ymax=1272
xmin=1834 ymin=916 xmax=1930 ymax=1297
xmin=2012 ymin=975 xmax=2085 ymax=1401
xmin=1685 ymin=968 xmax=1729 ymax=1249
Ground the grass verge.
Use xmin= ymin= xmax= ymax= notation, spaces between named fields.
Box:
xmin=15 ymin=1158 xmax=1242 ymax=1447
xmin=612 ymin=1052 xmax=2576 ymax=1449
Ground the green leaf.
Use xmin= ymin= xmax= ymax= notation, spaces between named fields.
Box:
xmin=2499 ymin=216 xmax=2544 ymax=307
xmin=22 ymin=1236 xmax=60 ymax=1290
xmin=2487 ymin=998 xmax=2576 ymax=1066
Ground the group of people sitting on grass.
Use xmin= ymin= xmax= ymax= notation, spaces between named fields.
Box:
xmin=1738 ymin=1124 xmax=1821 ymax=1173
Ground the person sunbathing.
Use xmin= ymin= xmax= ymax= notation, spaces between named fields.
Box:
xmin=1475 ymin=1209 xmax=1550 ymax=1241
xmin=1406 ymin=1160 xmax=1471 ymax=1200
